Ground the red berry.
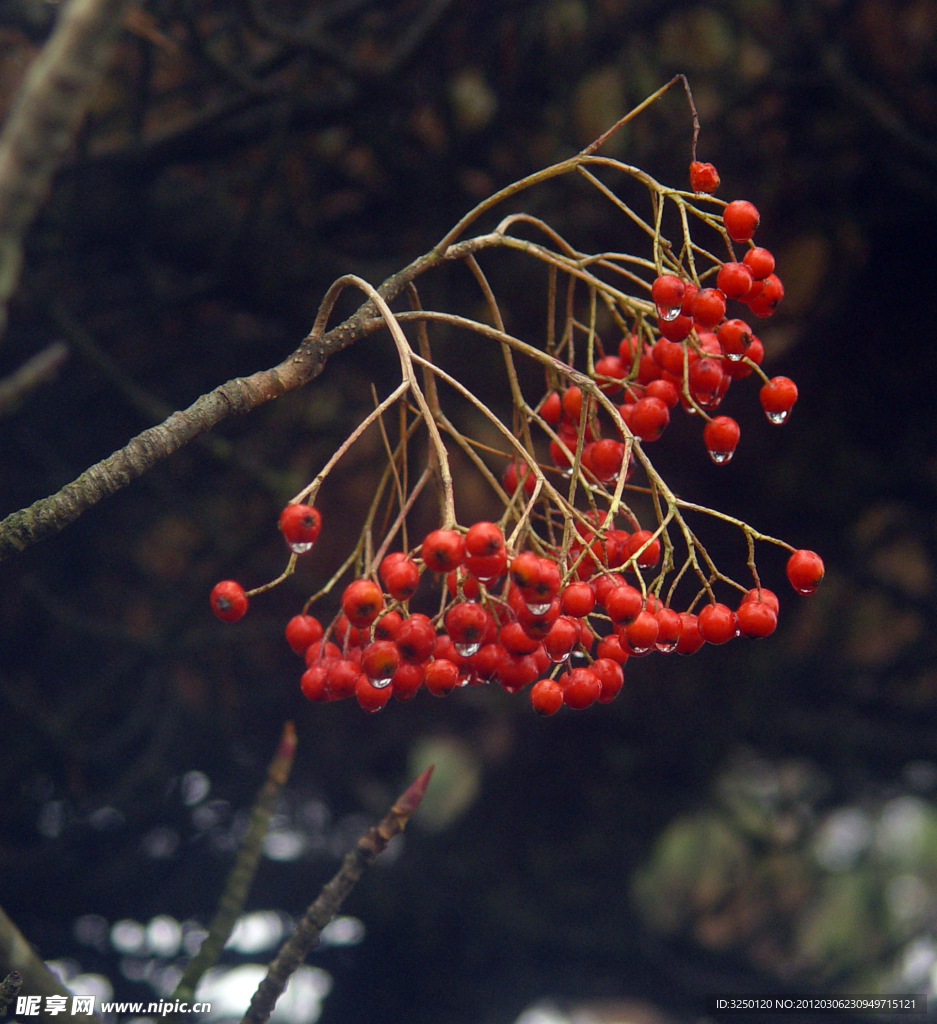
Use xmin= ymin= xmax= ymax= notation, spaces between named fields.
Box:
xmin=421 ymin=529 xmax=465 ymax=573
xmin=304 ymin=639 xmax=342 ymax=667
xmin=736 ymin=600 xmax=778 ymax=639
xmin=562 ymin=386 xmax=584 ymax=421
xmin=540 ymin=390 xmax=563 ymax=425
xmin=499 ymin=654 xmax=539 ymax=693
xmin=596 ymin=633 xmax=630 ymax=665
xmin=560 ymin=581 xmax=596 ymax=618
xmin=605 ymin=584 xmax=644 ymax=626
xmin=623 ymin=609 xmax=659 ymax=653
xmin=466 ymin=549 xmax=507 ymax=582
xmin=723 ymin=200 xmax=760 ymax=242
xmin=723 ymin=334 xmax=763 ymax=379
xmin=530 ymin=678 xmax=564 ymax=715
xmin=391 ymin=661 xmax=424 ymax=700
xmin=645 ymin=378 xmax=679 ymax=408
xmin=676 ymin=613 xmax=705 ymax=654
xmin=786 ymin=549 xmax=824 ymax=594
xmin=747 ymin=273 xmax=784 ymax=317
xmin=356 ymin=673 xmax=393 ymax=712
xmin=716 ymin=318 xmax=753 ymax=361
xmin=625 ymin=530 xmax=661 ymax=569
xmin=697 ymin=603 xmax=737 ymax=644
xmin=543 ymin=616 xmax=581 ymax=663
xmin=657 ymin=313 xmax=693 ymax=343
xmin=444 ymin=601 xmax=490 ymax=649
xmin=592 ymin=657 xmax=625 ymax=702
xmin=691 ymin=287 xmax=727 ymax=329
xmin=740 ymin=587 xmax=780 ymax=615
xmin=689 ymin=161 xmax=720 ymax=193
xmin=703 ymin=416 xmax=741 ymax=464
xmin=687 ymin=357 xmax=724 ymax=407
xmin=300 ymin=663 xmax=329 ymax=702
xmin=278 ymin=504 xmax=322 ymax=553
xmin=395 ymin=614 xmax=437 ymax=663
xmin=474 ymin=642 xmax=510 ymax=681
xmin=759 ymin=376 xmax=798 ymax=424
xmin=503 ymin=459 xmax=537 ymax=497
xmin=361 ymin=640 xmax=400 ymax=684
xmin=562 ymin=667 xmax=601 ymax=709
xmin=284 ymin=614 xmax=324 ymax=654
xmin=651 ymin=274 xmax=686 ymax=316
xmin=424 ymin=659 xmax=462 ymax=696
xmin=594 ymin=355 xmax=626 ymax=393
xmin=380 ymin=555 xmax=420 ymax=601
xmin=341 ymin=578 xmax=384 ymax=628
xmin=210 ymin=580 xmax=248 ymax=622
xmin=374 ymin=609 xmax=403 ymax=641
xmin=655 ymin=607 xmax=683 ymax=652
xmin=743 ymin=247 xmax=775 ymax=280
xmin=465 ymin=521 xmax=505 ymax=558
xmin=630 ymin=396 xmax=670 ymax=442
xmin=589 ymin=438 xmax=626 ymax=482
xmin=326 ymin=659 xmax=360 ymax=700
xmin=716 ymin=262 xmax=754 ymax=300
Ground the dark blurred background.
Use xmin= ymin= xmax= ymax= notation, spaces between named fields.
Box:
xmin=2 ymin=1 xmax=937 ymax=1022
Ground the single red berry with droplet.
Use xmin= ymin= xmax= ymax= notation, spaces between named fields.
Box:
xmin=697 ymin=603 xmax=737 ymax=644
xmin=786 ymin=550 xmax=824 ymax=594
xmin=210 ymin=580 xmax=248 ymax=622
xmin=736 ymin=599 xmax=778 ymax=639
xmin=630 ymin=396 xmax=670 ymax=442
xmin=278 ymin=504 xmax=322 ymax=553
xmin=760 ymin=376 xmax=798 ymax=424
xmin=530 ymin=678 xmax=564 ymax=715
xmin=703 ymin=416 xmax=741 ymax=465
xmin=562 ymin=667 xmax=601 ymax=709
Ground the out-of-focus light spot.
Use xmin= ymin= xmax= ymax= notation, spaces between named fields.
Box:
xmin=181 ymin=771 xmax=211 ymax=806
xmin=119 ymin=957 xmax=151 ymax=983
xmin=74 ymin=914 xmax=109 ymax=950
xmin=193 ymin=800 xmax=231 ymax=832
xmin=299 ymin=799 xmax=330 ymax=833
xmin=67 ymin=973 xmax=113 ymax=1004
xmin=89 ymin=806 xmax=125 ymax=830
xmin=151 ymin=963 xmax=183 ymax=996
xmin=146 ymin=916 xmax=182 ymax=958
xmin=38 ymin=800 xmax=65 ymax=838
xmin=263 ymin=828 xmax=306 ymax=861
xmin=142 ymin=826 xmax=180 ymax=859
xmin=905 ymin=762 xmax=937 ymax=792
xmin=876 ymin=796 xmax=929 ymax=862
xmin=813 ymin=807 xmax=872 ymax=871
xmin=195 ymin=964 xmax=331 ymax=1023
xmin=182 ymin=921 xmax=208 ymax=957
xmin=902 ymin=935 xmax=937 ymax=985
xmin=513 ymin=1001 xmax=570 ymax=1024
xmin=887 ymin=874 xmax=930 ymax=924
xmin=225 ymin=912 xmax=286 ymax=954
xmin=319 ymin=917 xmax=365 ymax=947
xmin=45 ymin=960 xmax=79 ymax=984
xmin=111 ymin=920 xmax=146 ymax=955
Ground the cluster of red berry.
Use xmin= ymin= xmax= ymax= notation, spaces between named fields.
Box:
xmin=211 ymin=510 xmax=823 ymax=715
xmin=207 ymin=156 xmax=825 ymax=715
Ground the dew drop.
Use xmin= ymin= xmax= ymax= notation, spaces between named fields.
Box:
xmin=370 ymin=675 xmax=393 ymax=689
xmin=725 ymin=352 xmax=743 ymax=362
xmin=658 ymin=305 xmax=681 ymax=322
xmin=708 ymin=449 xmax=734 ymax=465
xmin=455 ymin=641 xmax=481 ymax=657
xmin=655 ymin=641 xmax=678 ymax=654
xmin=767 ymin=409 xmax=789 ymax=425
xmin=628 ymin=642 xmax=655 ymax=655
xmin=289 ymin=541 xmax=314 ymax=554
xmin=525 ymin=601 xmax=552 ymax=615
xmin=549 ymin=650 xmax=571 ymax=664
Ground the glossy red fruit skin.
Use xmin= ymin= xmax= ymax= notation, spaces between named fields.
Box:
xmin=759 ymin=376 xmax=798 ymax=421
xmin=503 ymin=460 xmax=537 ymax=496
xmin=697 ymin=603 xmax=738 ymax=645
xmin=786 ymin=549 xmax=825 ymax=594
xmin=592 ymin=658 xmax=625 ymax=703
xmin=326 ymin=659 xmax=360 ymax=700
xmin=676 ymin=613 xmax=705 ymax=654
xmin=716 ymin=262 xmax=754 ymax=300
xmin=703 ymin=416 xmax=741 ymax=459
xmin=689 ymin=161 xmax=720 ymax=193
xmin=605 ymin=584 xmax=644 ymax=626
xmin=278 ymin=504 xmax=322 ymax=548
xmin=624 ymin=609 xmax=659 ymax=651
xmin=210 ymin=580 xmax=248 ymax=622
xmin=723 ymin=199 xmax=760 ymax=242
xmin=530 ymin=678 xmax=564 ymax=715
xmin=444 ymin=601 xmax=490 ymax=645
xmin=391 ymin=661 xmax=424 ymax=700
xmin=625 ymin=530 xmax=661 ymax=569
xmin=341 ymin=579 xmax=385 ymax=628
xmin=651 ymin=274 xmax=686 ymax=312
xmin=395 ymin=614 xmax=437 ymax=663
xmin=543 ymin=616 xmax=581 ymax=662
xmin=740 ymin=587 xmax=780 ymax=615
xmin=717 ymin=318 xmax=753 ymax=360
xmin=421 ymin=529 xmax=465 ymax=572
xmin=596 ymin=633 xmax=630 ymax=665
xmin=300 ymin=663 xmax=329 ymax=701
xmin=361 ymin=640 xmax=400 ymax=681
xmin=562 ymin=667 xmax=601 ymax=709
xmin=380 ymin=554 xmax=421 ymax=601
xmin=736 ymin=600 xmax=778 ymax=639
xmin=630 ymin=397 xmax=670 ymax=442
xmin=285 ymin=614 xmax=324 ymax=655
xmin=356 ymin=673 xmax=393 ymax=712
xmin=560 ymin=581 xmax=596 ymax=618
xmin=743 ymin=246 xmax=775 ymax=280
xmin=465 ymin=521 xmax=505 ymax=558
xmin=691 ymin=287 xmax=727 ymax=329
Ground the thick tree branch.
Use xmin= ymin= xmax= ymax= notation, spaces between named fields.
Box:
xmin=0 ymin=0 xmax=133 ymax=337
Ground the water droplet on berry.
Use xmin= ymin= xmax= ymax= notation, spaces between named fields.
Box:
xmin=725 ymin=352 xmax=743 ymax=362
xmin=525 ymin=601 xmax=552 ymax=615
xmin=708 ymin=449 xmax=734 ymax=465
xmin=289 ymin=540 xmax=315 ymax=554
xmin=766 ymin=409 xmax=789 ymax=425
xmin=655 ymin=640 xmax=678 ymax=654
xmin=549 ymin=650 xmax=571 ymax=664
xmin=658 ymin=305 xmax=681 ymax=322
xmin=370 ymin=675 xmax=393 ymax=689
xmin=455 ymin=641 xmax=481 ymax=657
xmin=628 ymin=641 xmax=655 ymax=655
